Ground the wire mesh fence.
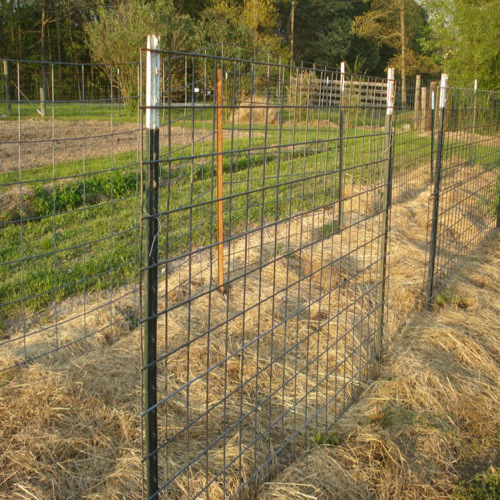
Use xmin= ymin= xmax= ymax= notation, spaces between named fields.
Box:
xmin=139 ymin=40 xmax=394 ymax=498
xmin=391 ymin=76 xmax=437 ymax=202
xmin=0 ymin=47 xmax=498 ymax=500
xmin=424 ymin=79 xmax=500 ymax=305
xmin=0 ymin=60 xmax=141 ymax=370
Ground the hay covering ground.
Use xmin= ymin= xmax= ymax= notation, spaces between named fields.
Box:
xmin=261 ymin=231 xmax=500 ymax=499
xmin=0 ymin=163 xmax=498 ymax=499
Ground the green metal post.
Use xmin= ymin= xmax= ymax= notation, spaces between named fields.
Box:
xmin=144 ymin=34 xmax=160 ymax=498
xmin=426 ymin=74 xmax=448 ymax=310
xmin=429 ymin=81 xmax=437 ymax=184
xmin=375 ymin=68 xmax=395 ymax=357
xmin=338 ymin=61 xmax=345 ymax=228
xmin=469 ymin=79 xmax=478 ymax=166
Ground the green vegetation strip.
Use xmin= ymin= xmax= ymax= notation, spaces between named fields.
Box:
xmin=2 ymin=123 xmax=497 ymax=322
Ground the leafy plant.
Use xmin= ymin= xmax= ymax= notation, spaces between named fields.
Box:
xmin=454 ymin=467 xmax=500 ymax=500
xmin=309 ymin=431 xmax=340 ymax=447
xmin=436 ymin=291 xmax=468 ymax=309
xmin=25 ymin=171 xmax=137 ymax=218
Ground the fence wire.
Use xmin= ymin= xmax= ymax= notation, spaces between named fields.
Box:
xmin=424 ymin=84 xmax=500 ymax=303
xmin=0 ymin=50 xmax=498 ymax=500
xmin=0 ymin=60 xmax=141 ymax=370
xmin=392 ymin=77 xmax=437 ymax=202
xmin=140 ymin=46 xmax=393 ymax=499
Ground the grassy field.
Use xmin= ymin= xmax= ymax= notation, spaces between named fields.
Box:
xmin=0 ymin=116 xmax=386 ymax=319
xmin=0 ymin=101 xmax=138 ymax=123
xmin=1 ymin=62 xmax=499 ymax=499
xmin=1 ymin=109 xmax=498 ymax=331
xmin=0 ymin=106 xmax=498 ymax=498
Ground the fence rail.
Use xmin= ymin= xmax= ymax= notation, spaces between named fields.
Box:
xmin=0 ymin=47 xmax=499 ymax=500
xmin=308 ymin=78 xmax=388 ymax=108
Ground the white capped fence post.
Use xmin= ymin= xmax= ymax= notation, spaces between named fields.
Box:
xmin=375 ymin=67 xmax=395 ymax=356
xmin=144 ymin=33 xmax=160 ymax=499
xmin=469 ymin=79 xmax=478 ymax=165
xmin=426 ymin=73 xmax=448 ymax=309
xmin=338 ymin=61 xmax=346 ymax=228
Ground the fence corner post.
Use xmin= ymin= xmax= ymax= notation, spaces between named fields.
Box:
xmin=144 ymin=33 xmax=160 ymax=499
xmin=375 ymin=67 xmax=395 ymax=358
xmin=426 ymin=73 xmax=448 ymax=310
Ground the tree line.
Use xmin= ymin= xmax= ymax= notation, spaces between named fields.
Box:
xmin=0 ymin=0 xmax=498 ymax=89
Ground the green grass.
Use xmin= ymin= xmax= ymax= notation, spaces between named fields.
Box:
xmin=0 ymin=101 xmax=138 ymax=123
xmin=1 ymin=119 xmax=498 ymax=322
xmin=454 ymin=468 xmax=500 ymax=500
xmin=309 ymin=431 xmax=340 ymax=447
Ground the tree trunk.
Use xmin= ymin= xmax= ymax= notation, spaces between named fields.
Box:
xmin=56 ymin=18 xmax=61 ymax=60
xmin=16 ymin=0 xmax=21 ymax=58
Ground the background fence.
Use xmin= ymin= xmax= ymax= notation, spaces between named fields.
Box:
xmin=0 ymin=59 xmax=141 ymax=370
xmin=0 ymin=46 xmax=499 ymax=499
xmin=424 ymin=79 xmax=500 ymax=305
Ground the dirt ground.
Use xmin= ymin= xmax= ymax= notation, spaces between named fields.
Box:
xmin=0 ymin=119 xmax=262 ymax=173
xmin=0 ymin=119 xmax=141 ymax=173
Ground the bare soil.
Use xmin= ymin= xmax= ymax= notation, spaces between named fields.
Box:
xmin=0 ymin=119 xmax=261 ymax=174
xmin=0 ymin=119 xmax=141 ymax=173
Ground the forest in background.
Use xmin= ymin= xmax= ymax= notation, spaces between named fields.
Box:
xmin=0 ymin=0 xmax=499 ymax=89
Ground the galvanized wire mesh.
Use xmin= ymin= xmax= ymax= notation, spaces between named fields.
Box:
xmin=1 ymin=51 xmax=498 ymax=500
xmin=0 ymin=60 xmax=141 ymax=370
xmin=391 ymin=77 xmax=436 ymax=202
xmin=140 ymin=47 xmax=392 ymax=498
xmin=424 ymin=84 xmax=500 ymax=303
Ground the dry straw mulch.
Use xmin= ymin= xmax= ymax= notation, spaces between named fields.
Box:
xmin=261 ymin=231 xmax=500 ymax=499
xmin=0 ymin=165 xmax=498 ymax=499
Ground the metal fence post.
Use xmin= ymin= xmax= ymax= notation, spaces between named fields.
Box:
xmin=338 ymin=61 xmax=346 ymax=228
xmin=216 ymin=67 xmax=225 ymax=294
xmin=497 ymin=194 xmax=500 ymax=229
xmin=375 ymin=67 xmax=395 ymax=357
xmin=469 ymin=79 xmax=478 ymax=166
xmin=426 ymin=73 xmax=448 ymax=310
xmin=497 ymin=174 xmax=500 ymax=228
xmin=429 ymin=81 xmax=437 ymax=184
xmin=144 ymin=34 xmax=160 ymax=498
